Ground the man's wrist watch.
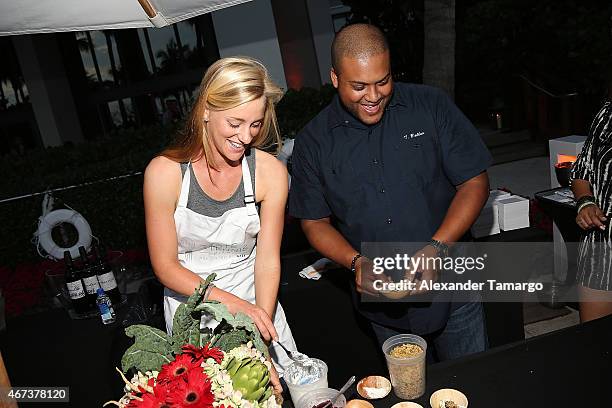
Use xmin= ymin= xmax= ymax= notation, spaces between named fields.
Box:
xmin=428 ymin=239 xmax=449 ymax=257
xmin=350 ymin=253 xmax=362 ymax=273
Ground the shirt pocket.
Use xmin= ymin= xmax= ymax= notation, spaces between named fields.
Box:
xmin=392 ymin=132 xmax=442 ymax=187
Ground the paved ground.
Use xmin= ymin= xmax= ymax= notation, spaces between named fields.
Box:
xmin=488 ymin=156 xmax=550 ymax=197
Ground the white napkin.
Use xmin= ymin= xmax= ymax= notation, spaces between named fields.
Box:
xmin=298 ymin=258 xmax=338 ymax=280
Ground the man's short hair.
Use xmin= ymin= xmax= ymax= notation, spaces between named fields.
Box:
xmin=331 ymin=23 xmax=389 ymax=73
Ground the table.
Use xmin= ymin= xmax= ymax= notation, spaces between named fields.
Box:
xmin=534 ymin=187 xmax=581 ymax=246
xmin=363 ymin=314 xmax=611 ymax=407
xmin=5 ymin=251 xmax=603 ymax=408
xmin=0 ymin=295 xmax=143 ymax=407
xmin=535 ymin=187 xmax=582 ymax=308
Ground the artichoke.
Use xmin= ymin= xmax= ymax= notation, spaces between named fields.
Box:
xmin=226 ymin=357 xmax=273 ymax=403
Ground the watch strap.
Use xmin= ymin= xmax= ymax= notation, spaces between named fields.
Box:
xmin=428 ymin=239 xmax=449 ymax=257
xmin=350 ymin=253 xmax=362 ymax=273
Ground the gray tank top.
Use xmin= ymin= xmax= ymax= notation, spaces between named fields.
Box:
xmin=180 ymin=149 xmax=256 ymax=218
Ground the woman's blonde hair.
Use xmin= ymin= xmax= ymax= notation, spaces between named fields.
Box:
xmin=162 ymin=56 xmax=284 ymax=168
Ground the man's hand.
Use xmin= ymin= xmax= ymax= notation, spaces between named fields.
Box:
xmin=405 ymin=244 xmax=439 ymax=295
xmin=576 ymin=204 xmax=607 ymax=231
xmin=355 ymin=257 xmax=382 ymax=296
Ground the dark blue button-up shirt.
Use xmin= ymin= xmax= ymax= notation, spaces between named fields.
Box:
xmin=289 ymin=83 xmax=492 ymax=333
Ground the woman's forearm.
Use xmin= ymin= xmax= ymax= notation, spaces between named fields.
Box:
xmin=153 ymin=261 xmax=203 ymax=297
xmin=254 ymin=261 xmax=280 ymax=319
xmin=571 ymin=178 xmax=594 ymax=200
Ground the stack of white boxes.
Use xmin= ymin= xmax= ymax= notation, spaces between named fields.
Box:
xmin=471 ymin=190 xmax=511 ymax=238
xmin=497 ymin=195 xmax=530 ymax=231
xmin=471 ymin=190 xmax=530 ymax=238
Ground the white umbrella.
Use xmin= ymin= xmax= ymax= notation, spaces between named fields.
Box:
xmin=0 ymin=0 xmax=251 ymax=36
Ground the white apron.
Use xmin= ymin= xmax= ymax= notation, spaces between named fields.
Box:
xmin=163 ymin=157 xmax=297 ymax=374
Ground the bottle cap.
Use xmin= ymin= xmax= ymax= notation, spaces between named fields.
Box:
xmin=96 ymin=288 xmax=104 ymax=296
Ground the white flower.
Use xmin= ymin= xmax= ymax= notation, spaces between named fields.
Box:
xmin=232 ymin=390 xmax=243 ymax=402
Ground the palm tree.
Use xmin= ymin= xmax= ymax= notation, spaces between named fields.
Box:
xmin=156 ymin=39 xmax=190 ymax=75
xmin=422 ymin=0 xmax=456 ymax=98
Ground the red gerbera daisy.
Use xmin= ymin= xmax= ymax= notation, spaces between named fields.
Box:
xmin=157 ymin=353 xmax=201 ymax=384
xmin=167 ymin=369 xmax=214 ymax=408
xmin=182 ymin=344 xmax=224 ymax=365
xmin=128 ymin=382 xmax=172 ymax=408
xmin=126 ymin=393 xmax=170 ymax=408
xmin=126 ymin=391 xmax=170 ymax=408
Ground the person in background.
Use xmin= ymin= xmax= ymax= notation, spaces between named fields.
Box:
xmin=144 ymin=57 xmax=297 ymax=392
xmin=162 ymin=97 xmax=182 ymax=126
xmin=571 ymin=98 xmax=612 ymax=322
xmin=289 ymin=24 xmax=491 ymax=361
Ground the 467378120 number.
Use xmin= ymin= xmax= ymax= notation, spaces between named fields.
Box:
xmin=2 ymin=387 xmax=69 ymax=402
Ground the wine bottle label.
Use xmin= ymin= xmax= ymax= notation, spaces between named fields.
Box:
xmin=83 ymin=276 xmax=101 ymax=294
xmin=66 ymin=280 xmax=85 ymax=299
xmin=98 ymin=271 xmax=118 ymax=291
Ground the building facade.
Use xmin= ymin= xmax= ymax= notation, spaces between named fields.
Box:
xmin=0 ymin=0 xmax=348 ymax=153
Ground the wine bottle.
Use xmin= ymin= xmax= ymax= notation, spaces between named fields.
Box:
xmin=79 ymin=246 xmax=100 ymax=308
xmin=63 ymin=250 xmax=89 ymax=314
xmin=93 ymin=243 xmax=121 ymax=305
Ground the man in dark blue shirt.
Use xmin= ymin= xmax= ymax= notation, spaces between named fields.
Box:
xmin=288 ymin=24 xmax=492 ymax=360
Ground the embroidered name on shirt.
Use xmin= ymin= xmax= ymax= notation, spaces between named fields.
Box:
xmin=403 ymin=131 xmax=425 ymax=139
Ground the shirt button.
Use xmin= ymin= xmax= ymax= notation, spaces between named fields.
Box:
xmin=372 ymin=158 xmax=379 ymax=164
xmin=386 ymin=218 xmax=392 ymax=224
xmin=344 ymin=120 xmax=349 ymax=124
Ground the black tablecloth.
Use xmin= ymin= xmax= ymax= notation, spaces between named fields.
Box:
xmin=364 ymin=314 xmax=612 ymax=407
xmin=3 ymin=251 xmax=607 ymax=407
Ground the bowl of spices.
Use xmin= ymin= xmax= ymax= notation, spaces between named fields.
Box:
xmin=429 ymin=389 xmax=468 ymax=408
xmin=381 ymin=334 xmax=427 ymax=400
xmin=356 ymin=375 xmax=391 ymax=399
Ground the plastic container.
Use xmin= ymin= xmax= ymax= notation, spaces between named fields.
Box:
xmin=96 ymin=288 xmax=116 ymax=325
xmin=296 ymin=387 xmax=346 ymax=408
xmin=382 ymin=334 xmax=427 ymax=400
xmin=285 ymin=358 xmax=328 ymax=405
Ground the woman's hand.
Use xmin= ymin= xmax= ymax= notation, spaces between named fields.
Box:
xmin=222 ymin=292 xmax=279 ymax=342
xmin=576 ymin=204 xmax=607 ymax=230
xmin=267 ymin=357 xmax=283 ymax=396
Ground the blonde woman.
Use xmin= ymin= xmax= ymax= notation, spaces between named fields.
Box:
xmin=144 ymin=57 xmax=297 ymax=390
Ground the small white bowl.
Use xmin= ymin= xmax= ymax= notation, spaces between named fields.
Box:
xmin=391 ymin=402 xmax=424 ymax=408
xmin=345 ymin=399 xmax=374 ymax=408
xmin=356 ymin=376 xmax=392 ymax=399
xmin=429 ymin=389 xmax=468 ymax=408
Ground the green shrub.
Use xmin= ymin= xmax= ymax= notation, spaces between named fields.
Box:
xmin=0 ymin=125 xmax=172 ymax=266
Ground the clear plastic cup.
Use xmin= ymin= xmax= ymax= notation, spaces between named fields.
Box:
xmin=382 ymin=334 xmax=427 ymax=400
xmin=296 ymin=387 xmax=346 ymax=408
xmin=285 ymin=358 xmax=328 ymax=405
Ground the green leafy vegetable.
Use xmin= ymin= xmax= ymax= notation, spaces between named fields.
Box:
xmin=120 ymin=273 xmax=270 ymax=373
